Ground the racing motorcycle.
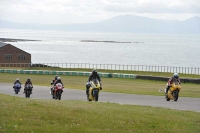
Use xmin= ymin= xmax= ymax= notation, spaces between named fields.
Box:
xmin=25 ymin=83 xmax=33 ymax=98
xmin=164 ymin=80 xmax=181 ymax=101
xmin=14 ymin=83 xmax=21 ymax=94
xmin=52 ymin=83 xmax=64 ymax=100
xmin=87 ymin=78 xmax=101 ymax=102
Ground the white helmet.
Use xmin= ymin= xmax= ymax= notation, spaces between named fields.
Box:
xmin=173 ymin=73 xmax=179 ymax=79
xmin=57 ymin=77 xmax=61 ymax=81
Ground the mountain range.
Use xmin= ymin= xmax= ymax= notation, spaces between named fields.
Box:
xmin=0 ymin=15 xmax=200 ymax=34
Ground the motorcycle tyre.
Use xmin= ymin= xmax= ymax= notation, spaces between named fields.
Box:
xmin=15 ymin=89 xmax=18 ymax=94
xmin=58 ymin=90 xmax=62 ymax=100
xmin=26 ymin=90 xmax=30 ymax=98
xmin=94 ymin=91 xmax=99 ymax=102
xmin=173 ymin=91 xmax=179 ymax=101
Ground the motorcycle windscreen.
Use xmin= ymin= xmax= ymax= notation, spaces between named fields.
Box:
xmin=92 ymin=78 xmax=99 ymax=84
xmin=56 ymin=83 xmax=63 ymax=87
xmin=26 ymin=84 xmax=32 ymax=88
xmin=15 ymin=83 xmax=21 ymax=88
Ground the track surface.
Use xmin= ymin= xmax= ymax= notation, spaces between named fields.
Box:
xmin=1 ymin=83 xmax=200 ymax=112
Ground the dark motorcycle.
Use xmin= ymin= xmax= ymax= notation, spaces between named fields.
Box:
xmin=25 ymin=84 xmax=33 ymax=98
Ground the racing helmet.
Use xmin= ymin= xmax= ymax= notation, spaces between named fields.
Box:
xmin=16 ymin=78 xmax=19 ymax=81
xmin=92 ymin=69 xmax=97 ymax=76
xmin=173 ymin=73 xmax=179 ymax=79
xmin=57 ymin=77 xmax=61 ymax=81
xmin=27 ymin=78 xmax=31 ymax=82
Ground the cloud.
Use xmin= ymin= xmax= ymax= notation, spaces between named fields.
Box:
xmin=0 ymin=0 xmax=199 ymax=24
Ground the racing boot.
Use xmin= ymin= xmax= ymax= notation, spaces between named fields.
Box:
xmin=86 ymin=88 xmax=89 ymax=95
xmin=165 ymin=86 xmax=170 ymax=94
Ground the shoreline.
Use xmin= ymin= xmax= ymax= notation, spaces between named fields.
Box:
xmin=80 ymin=40 xmax=144 ymax=43
xmin=0 ymin=38 xmax=40 ymax=42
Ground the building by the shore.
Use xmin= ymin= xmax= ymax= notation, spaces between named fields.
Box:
xmin=0 ymin=42 xmax=31 ymax=67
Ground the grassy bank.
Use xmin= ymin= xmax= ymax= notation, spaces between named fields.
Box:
xmin=1 ymin=73 xmax=200 ymax=98
xmin=0 ymin=94 xmax=200 ymax=133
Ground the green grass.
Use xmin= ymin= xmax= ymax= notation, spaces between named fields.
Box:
xmin=0 ymin=94 xmax=200 ymax=133
xmin=1 ymin=67 xmax=200 ymax=78
xmin=1 ymin=73 xmax=200 ymax=98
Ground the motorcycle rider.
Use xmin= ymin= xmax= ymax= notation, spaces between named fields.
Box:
xmin=165 ymin=73 xmax=181 ymax=94
xmin=52 ymin=77 xmax=64 ymax=94
xmin=86 ymin=69 xmax=102 ymax=95
xmin=50 ymin=75 xmax=58 ymax=95
xmin=24 ymin=78 xmax=33 ymax=94
xmin=13 ymin=78 xmax=22 ymax=90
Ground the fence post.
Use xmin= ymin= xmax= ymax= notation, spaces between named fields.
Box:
xmin=191 ymin=67 xmax=193 ymax=74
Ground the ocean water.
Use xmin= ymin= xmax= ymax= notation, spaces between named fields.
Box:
xmin=0 ymin=29 xmax=200 ymax=67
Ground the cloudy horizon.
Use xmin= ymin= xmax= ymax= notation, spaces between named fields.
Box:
xmin=0 ymin=0 xmax=200 ymax=24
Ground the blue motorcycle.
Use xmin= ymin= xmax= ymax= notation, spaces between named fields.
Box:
xmin=14 ymin=83 xmax=21 ymax=94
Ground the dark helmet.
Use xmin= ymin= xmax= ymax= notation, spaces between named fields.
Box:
xmin=173 ymin=73 xmax=179 ymax=79
xmin=55 ymin=75 xmax=58 ymax=80
xmin=92 ymin=69 xmax=98 ymax=76
xmin=27 ymin=78 xmax=31 ymax=82
xmin=57 ymin=77 xmax=61 ymax=81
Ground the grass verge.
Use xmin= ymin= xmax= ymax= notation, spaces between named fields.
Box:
xmin=1 ymin=73 xmax=200 ymax=98
xmin=0 ymin=94 xmax=200 ymax=133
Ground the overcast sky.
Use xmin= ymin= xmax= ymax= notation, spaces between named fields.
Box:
xmin=0 ymin=0 xmax=199 ymax=24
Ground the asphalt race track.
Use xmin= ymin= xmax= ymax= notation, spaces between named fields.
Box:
xmin=1 ymin=83 xmax=200 ymax=112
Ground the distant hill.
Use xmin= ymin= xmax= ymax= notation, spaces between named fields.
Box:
xmin=0 ymin=15 xmax=200 ymax=34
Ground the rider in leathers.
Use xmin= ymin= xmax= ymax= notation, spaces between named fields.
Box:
xmin=165 ymin=73 xmax=181 ymax=94
xmin=13 ymin=78 xmax=22 ymax=90
xmin=24 ymin=78 xmax=33 ymax=94
xmin=50 ymin=75 xmax=58 ymax=95
xmin=86 ymin=69 xmax=102 ymax=95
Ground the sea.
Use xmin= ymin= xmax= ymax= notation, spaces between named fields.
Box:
xmin=0 ymin=29 xmax=200 ymax=68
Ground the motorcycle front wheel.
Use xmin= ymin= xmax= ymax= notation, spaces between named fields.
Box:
xmin=173 ymin=90 xmax=179 ymax=101
xmin=94 ymin=91 xmax=99 ymax=102
xmin=57 ymin=90 xmax=62 ymax=100
xmin=26 ymin=90 xmax=30 ymax=98
xmin=15 ymin=89 xmax=18 ymax=94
